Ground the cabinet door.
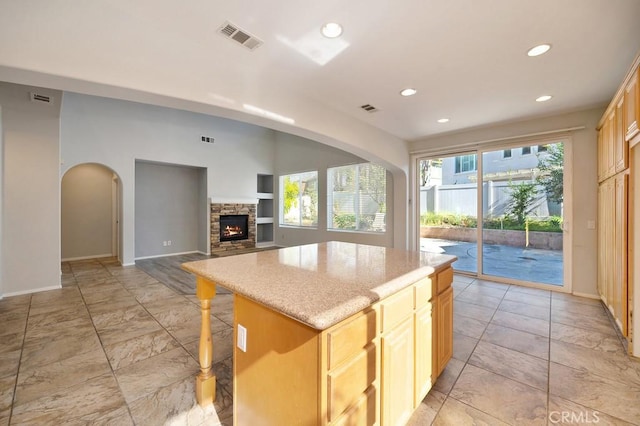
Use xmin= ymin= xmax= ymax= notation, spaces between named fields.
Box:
xmin=597 ymin=184 xmax=607 ymax=300
xmin=436 ymin=286 xmax=454 ymax=377
xmin=606 ymin=180 xmax=616 ymax=310
xmin=625 ymin=68 xmax=639 ymax=141
xmin=616 ymin=98 xmax=629 ymax=172
xmin=381 ymin=317 xmax=414 ymax=426
xmin=414 ymin=304 xmax=433 ymax=407
xmin=614 ymin=174 xmax=629 ymax=336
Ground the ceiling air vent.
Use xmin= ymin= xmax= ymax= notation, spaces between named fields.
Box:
xmin=360 ymin=104 xmax=378 ymax=113
xmin=30 ymin=92 xmax=52 ymax=104
xmin=201 ymin=136 xmax=215 ymax=144
xmin=218 ymin=21 xmax=263 ymax=51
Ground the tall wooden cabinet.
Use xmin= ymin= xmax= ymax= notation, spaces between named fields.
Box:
xmin=597 ymin=54 xmax=640 ymax=346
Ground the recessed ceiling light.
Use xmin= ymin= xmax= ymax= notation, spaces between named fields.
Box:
xmin=536 ymin=95 xmax=552 ymax=102
xmin=321 ymin=22 xmax=343 ymax=38
xmin=437 ymin=118 xmax=449 ymax=123
xmin=400 ymin=88 xmax=417 ymax=97
xmin=527 ymin=44 xmax=551 ymax=57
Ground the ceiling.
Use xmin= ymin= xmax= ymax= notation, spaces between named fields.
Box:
xmin=1 ymin=0 xmax=640 ymax=143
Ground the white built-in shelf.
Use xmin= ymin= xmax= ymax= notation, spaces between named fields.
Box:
xmin=257 ymin=174 xmax=275 ymax=245
xmin=257 ymin=192 xmax=274 ymax=199
xmin=256 ymin=217 xmax=274 ymax=224
xmin=255 ymin=241 xmax=276 ymax=248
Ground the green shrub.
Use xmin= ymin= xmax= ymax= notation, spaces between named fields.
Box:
xmin=421 ymin=212 xmax=562 ymax=232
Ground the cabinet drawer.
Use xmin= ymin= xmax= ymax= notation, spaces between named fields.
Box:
xmin=328 ymin=343 xmax=377 ymax=422
xmin=327 ymin=309 xmax=377 ymax=370
xmin=380 ymin=286 xmax=413 ymax=333
xmin=333 ymin=385 xmax=377 ymax=426
xmin=436 ymin=267 xmax=453 ymax=295
xmin=414 ymin=277 xmax=433 ymax=309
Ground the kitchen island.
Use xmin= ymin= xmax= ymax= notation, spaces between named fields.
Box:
xmin=182 ymin=241 xmax=456 ymax=425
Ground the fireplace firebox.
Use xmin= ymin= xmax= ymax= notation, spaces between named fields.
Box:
xmin=220 ymin=214 xmax=249 ymax=242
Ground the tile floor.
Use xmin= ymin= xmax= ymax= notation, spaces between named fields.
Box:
xmin=1 ymin=257 xmax=639 ymax=425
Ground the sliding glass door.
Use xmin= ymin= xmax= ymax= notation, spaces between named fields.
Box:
xmin=419 ymin=154 xmax=478 ymax=274
xmin=418 ymin=141 xmax=567 ymax=287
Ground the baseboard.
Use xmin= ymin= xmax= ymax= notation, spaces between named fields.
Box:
xmin=571 ymin=291 xmax=601 ymax=300
xmin=62 ymin=253 xmax=114 ymax=262
xmin=135 ymin=251 xmax=200 ymax=261
xmin=3 ymin=284 xmax=61 ymax=298
xmin=197 ymin=251 xmax=211 ymax=256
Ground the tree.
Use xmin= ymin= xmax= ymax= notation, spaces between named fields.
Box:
xmin=506 ymin=181 xmax=538 ymax=224
xmin=536 ymin=143 xmax=563 ymax=204
xmin=283 ymin=176 xmax=299 ymax=215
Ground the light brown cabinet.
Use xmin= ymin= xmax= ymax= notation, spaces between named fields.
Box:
xmin=435 ymin=286 xmax=454 ymax=376
xmin=597 ymin=55 xmax=638 ymax=343
xmin=381 ymin=316 xmax=414 ymax=426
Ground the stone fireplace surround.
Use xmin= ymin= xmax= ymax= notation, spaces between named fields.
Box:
xmin=210 ymin=201 xmax=256 ymax=254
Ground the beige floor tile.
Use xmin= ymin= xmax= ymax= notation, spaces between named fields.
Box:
xmin=453 ymin=274 xmax=475 ymax=284
xmin=452 ymin=281 xmax=470 ymax=294
xmin=551 ymin=297 xmax=607 ymax=317
xmin=30 ymin=286 xmax=82 ymax=306
xmin=103 ymin=328 xmax=180 ymax=370
xmin=26 ymin=303 xmax=91 ymax=331
xmin=507 ymin=285 xmax=551 ymax=297
xmin=454 ymin=291 xmax=502 ymax=309
xmin=551 ymin=309 xmax=617 ymax=336
xmin=14 ymin=346 xmax=112 ymax=405
xmin=10 ymin=373 xmax=128 ymax=425
xmin=481 ymin=323 xmax=549 ymax=360
xmin=468 ymin=341 xmax=548 ymax=390
xmin=407 ymin=389 xmax=446 ymax=426
xmin=97 ymin=315 xmax=164 ymax=347
xmin=432 ymin=397 xmax=509 ymax=426
xmin=550 ymin=340 xmax=640 ymax=387
xmin=452 ymin=333 xmax=478 ymax=362
xmin=21 ymin=327 xmax=103 ymax=369
xmin=0 ymin=317 xmax=27 ymax=338
xmin=472 ymin=279 xmax=510 ymax=290
xmin=459 ymin=285 xmax=507 ymax=299
xmin=115 ymin=347 xmax=199 ymax=404
xmin=89 ymin=300 xmax=148 ymax=329
xmin=491 ymin=310 xmax=550 ymax=337
xmin=75 ymin=276 xmax=121 ymax=289
xmin=126 ymin=282 xmax=178 ymax=304
xmin=82 ymin=286 xmax=135 ymax=306
xmin=550 ymin=322 xmax=624 ymax=354
xmin=552 ymin=292 xmax=603 ymax=306
xmin=498 ymin=299 xmax=550 ymax=321
xmin=549 ymin=362 xmax=640 ymax=424
xmin=454 ymin=300 xmax=496 ymax=322
xmin=453 ymin=314 xmax=488 ymax=339
xmin=433 ymin=357 xmax=465 ymax=394
xmin=0 ymin=304 xmax=29 ymax=324
xmin=128 ymin=375 xmax=220 ymax=426
xmin=0 ymin=375 xmax=15 ymax=417
xmin=0 ymin=294 xmax=31 ymax=312
xmin=450 ymin=364 xmax=547 ymax=425
xmin=0 ymin=349 xmax=21 ymax=379
xmin=548 ymin=395 xmax=636 ymax=426
xmin=502 ymin=290 xmax=550 ymax=307
xmin=0 ymin=331 xmax=24 ymax=356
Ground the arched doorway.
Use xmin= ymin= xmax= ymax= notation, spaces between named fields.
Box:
xmin=61 ymin=163 xmax=121 ymax=262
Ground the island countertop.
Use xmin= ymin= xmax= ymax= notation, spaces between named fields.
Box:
xmin=182 ymin=241 xmax=456 ymax=330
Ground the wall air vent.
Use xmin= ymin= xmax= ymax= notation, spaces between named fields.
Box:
xmin=217 ymin=21 xmax=263 ymax=51
xmin=201 ymin=136 xmax=215 ymax=144
xmin=30 ymin=92 xmax=52 ymax=104
xmin=360 ymin=104 xmax=378 ymax=113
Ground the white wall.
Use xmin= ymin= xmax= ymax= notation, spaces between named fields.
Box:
xmin=135 ymin=161 xmax=205 ymax=258
xmin=61 ymin=163 xmax=114 ymax=260
xmin=410 ymin=108 xmax=603 ymax=297
xmin=0 ymin=82 xmax=62 ymax=296
xmin=274 ymin=132 xmax=394 ymax=248
xmin=61 ymin=92 xmax=278 ymax=265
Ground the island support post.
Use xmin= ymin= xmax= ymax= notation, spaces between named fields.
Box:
xmin=195 ymin=276 xmax=216 ymax=406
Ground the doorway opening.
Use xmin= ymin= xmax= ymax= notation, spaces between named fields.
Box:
xmin=61 ymin=163 xmax=121 ymax=262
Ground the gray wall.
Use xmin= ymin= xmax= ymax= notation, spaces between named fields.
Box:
xmin=274 ymin=132 xmax=394 ymax=248
xmin=135 ymin=161 xmax=206 ymax=259
xmin=0 ymin=82 xmax=62 ymax=296
xmin=61 ymin=163 xmax=114 ymax=260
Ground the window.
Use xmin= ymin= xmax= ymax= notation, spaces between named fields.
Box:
xmin=537 ymin=144 xmax=548 ymax=153
xmin=279 ymin=171 xmax=318 ymax=227
xmin=327 ymin=163 xmax=386 ymax=232
xmin=455 ymin=154 xmax=477 ymax=173
xmin=522 ymin=146 xmax=532 ymax=155
xmin=503 ymin=149 xmax=512 ymax=158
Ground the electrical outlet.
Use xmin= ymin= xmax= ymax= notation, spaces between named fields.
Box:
xmin=237 ymin=324 xmax=247 ymax=352
xmin=163 ymin=241 xmax=167 ymax=246
xmin=168 ymin=240 xmax=172 ymax=246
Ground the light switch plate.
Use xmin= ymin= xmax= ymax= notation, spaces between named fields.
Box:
xmin=237 ymin=324 xmax=247 ymax=352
